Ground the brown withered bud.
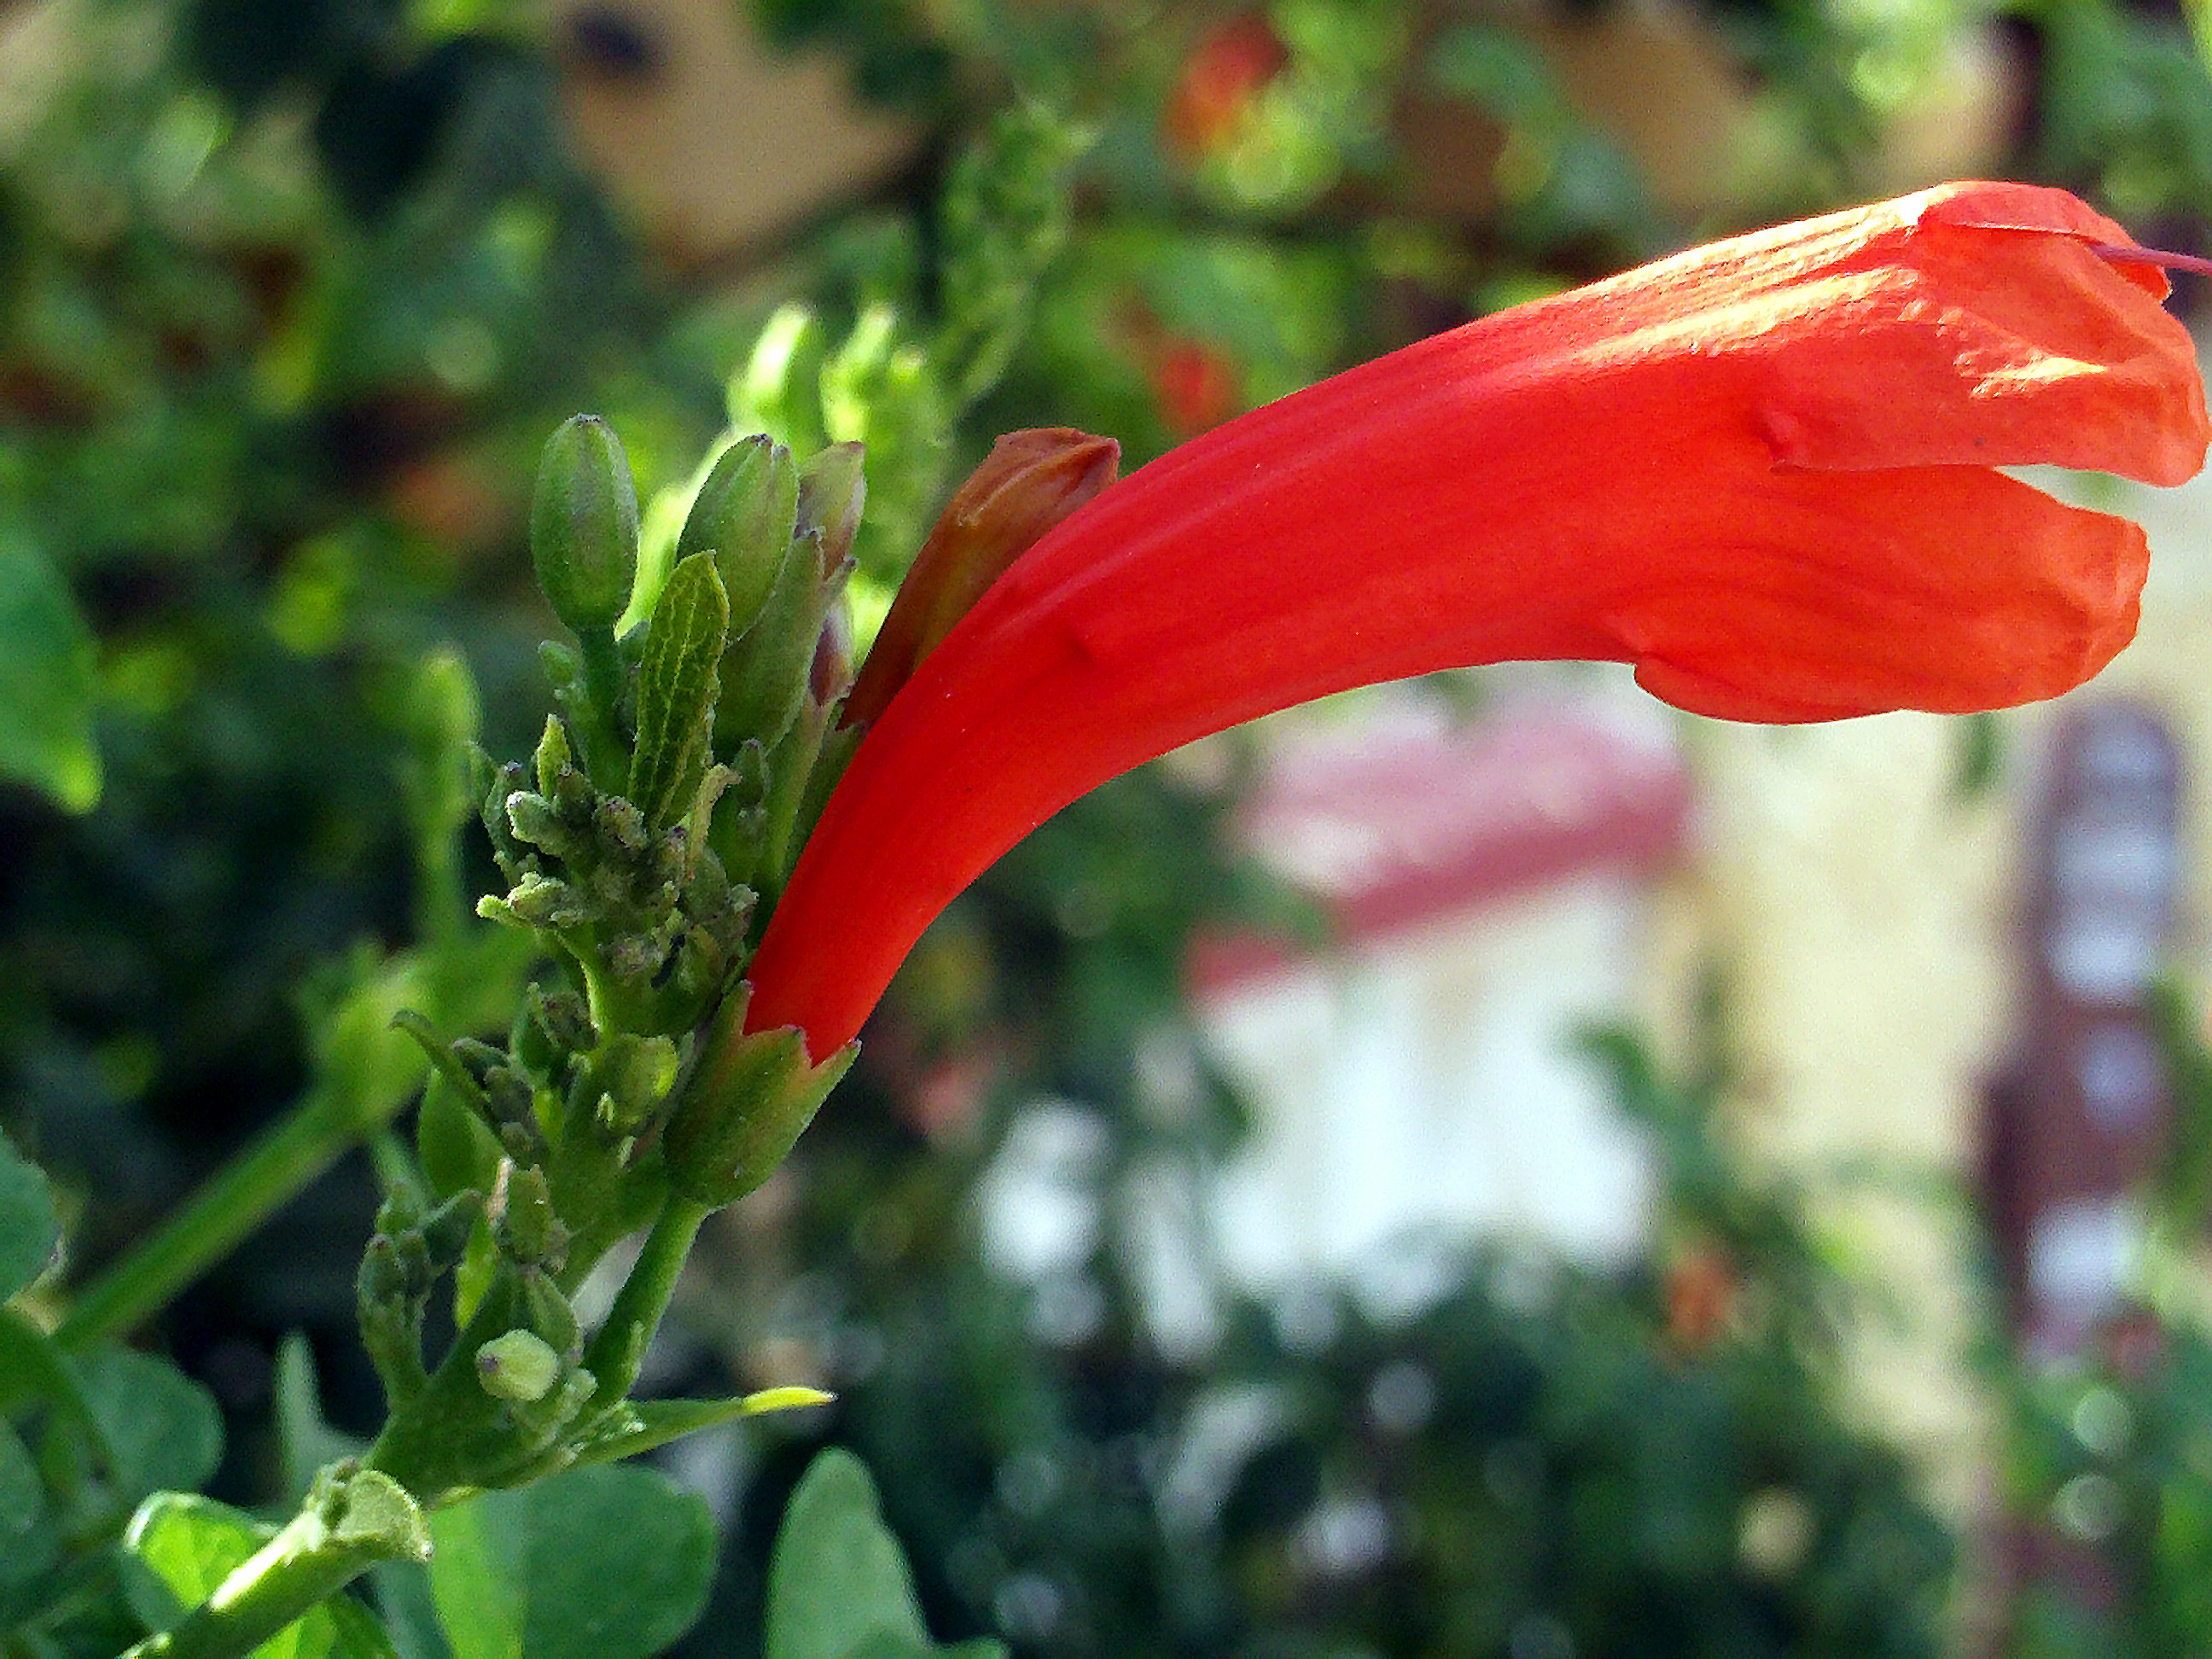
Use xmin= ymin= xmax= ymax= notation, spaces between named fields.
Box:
xmin=845 ymin=428 xmax=1118 ymax=729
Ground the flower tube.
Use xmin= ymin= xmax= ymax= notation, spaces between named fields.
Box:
xmin=748 ymin=181 xmax=2210 ymax=1060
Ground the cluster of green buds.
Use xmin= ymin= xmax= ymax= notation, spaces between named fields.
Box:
xmin=358 ymin=414 xmax=860 ymax=1504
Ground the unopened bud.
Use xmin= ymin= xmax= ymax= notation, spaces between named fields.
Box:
xmin=591 ymin=1033 xmax=681 ymax=1135
xmin=476 ymin=1329 xmax=562 ymax=1404
xmin=531 ymin=416 xmax=640 ymax=634
xmin=400 ymin=647 xmax=482 ymax=831
xmin=678 ymin=435 xmax=800 ymax=635
xmin=794 ymin=442 xmax=867 ymax=575
xmin=494 ymin=1161 xmax=564 ymax=1266
xmin=811 ymin=600 xmax=854 ymax=708
xmin=844 ymin=428 xmax=1117 ymax=728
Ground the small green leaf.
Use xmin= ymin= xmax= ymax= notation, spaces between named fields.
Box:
xmin=122 ymin=1493 xmax=400 ymax=1659
xmin=0 ymin=1127 xmax=60 ymax=1302
xmin=0 ymin=526 xmax=100 ymax=812
xmin=848 ymin=1639 xmax=1004 ymax=1659
xmin=767 ymin=1448 xmax=1006 ymax=1659
xmin=627 ymin=554 xmax=729 ymax=830
xmin=568 ymin=1387 xmax=834 ymax=1468
xmin=75 ymin=1344 xmax=223 ymax=1505
xmin=428 ymin=1464 xmax=713 ymax=1659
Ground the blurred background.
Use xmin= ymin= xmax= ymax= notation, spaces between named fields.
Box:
xmin=6 ymin=0 xmax=2212 ymax=1652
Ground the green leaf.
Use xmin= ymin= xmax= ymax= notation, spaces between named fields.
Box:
xmin=1951 ymin=710 xmax=2003 ymax=801
xmin=626 ymin=554 xmax=729 ymax=830
xmin=0 ymin=1127 xmax=60 ymax=1302
xmin=0 ymin=1418 xmax=57 ymax=1590
xmin=369 ymin=1561 xmax=451 ymax=1659
xmin=427 ymin=1464 xmax=713 ymax=1659
xmin=122 ymin=1493 xmax=399 ymax=1659
xmin=0 ymin=525 xmax=100 ymax=812
xmin=416 ymin=1071 xmax=502 ymax=1203
xmin=74 ymin=1344 xmax=223 ymax=1505
xmin=0 ymin=1306 xmax=104 ymax=1445
xmin=274 ymin=1335 xmax=366 ymax=1507
xmin=767 ymin=1448 xmax=1003 ymax=1659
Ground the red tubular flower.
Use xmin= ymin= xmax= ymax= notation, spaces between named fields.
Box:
xmin=748 ymin=181 xmax=2210 ymax=1060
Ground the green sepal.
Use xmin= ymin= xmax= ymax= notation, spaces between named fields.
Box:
xmin=393 ymin=1010 xmax=491 ymax=1110
xmin=627 ymin=554 xmax=729 ymax=832
xmin=760 ymin=698 xmax=832 ymax=889
xmin=357 ymin=1190 xmax=483 ymax=1411
xmin=790 ymin=718 xmax=865 ymax=881
xmin=678 ymin=434 xmax=800 ymax=635
xmin=661 ymin=988 xmax=857 ymax=1208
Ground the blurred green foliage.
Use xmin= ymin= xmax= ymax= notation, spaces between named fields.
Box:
xmin=3 ymin=0 xmax=2212 ymax=1654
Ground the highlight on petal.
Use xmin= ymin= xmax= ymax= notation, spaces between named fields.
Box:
xmin=742 ymin=181 xmax=2211 ymax=1060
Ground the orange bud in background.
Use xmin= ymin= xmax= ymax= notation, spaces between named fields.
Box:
xmin=1163 ymin=13 xmax=1291 ymax=160
xmin=1151 ymin=339 xmax=1243 ymax=438
xmin=1664 ymin=1249 xmax=1738 ymax=1353
xmin=843 ymin=428 xmax=1121 ymax=730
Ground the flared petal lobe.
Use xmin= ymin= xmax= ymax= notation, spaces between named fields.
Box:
xmin=747 ymin=181 xmax=2210 ymax=1058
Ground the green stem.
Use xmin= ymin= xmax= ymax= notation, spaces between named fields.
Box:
xmin=59 ymin=1091 xmax=366 ymax=1352
xmin=581 ymin=1193 xmax=710 ymax=1409
xmin=121 ymin=1470 xmax=428 ymax=1659
xmin=575 ymin=625 xmax=629 ymax=789
xmin=411 ymin=818 xmax=468 ymax=952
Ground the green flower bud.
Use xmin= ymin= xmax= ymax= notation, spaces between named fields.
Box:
xmin=399 ymin=646 xmax=483 ymax=831
xmin=476 ymin=1329 xmax=562 ymax=1404
xmin=531 ymin=416 xmax=640 ymax=634
xmin=495 ymin=1162 xmax=565 ymax=1266
xmin=715 ymin=536 xmax=848 ymax=749
xmin=590 ymin=1033 xmax=681 ymax=1136
xmin=678 ymin=435 xmax=800 ymax=636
